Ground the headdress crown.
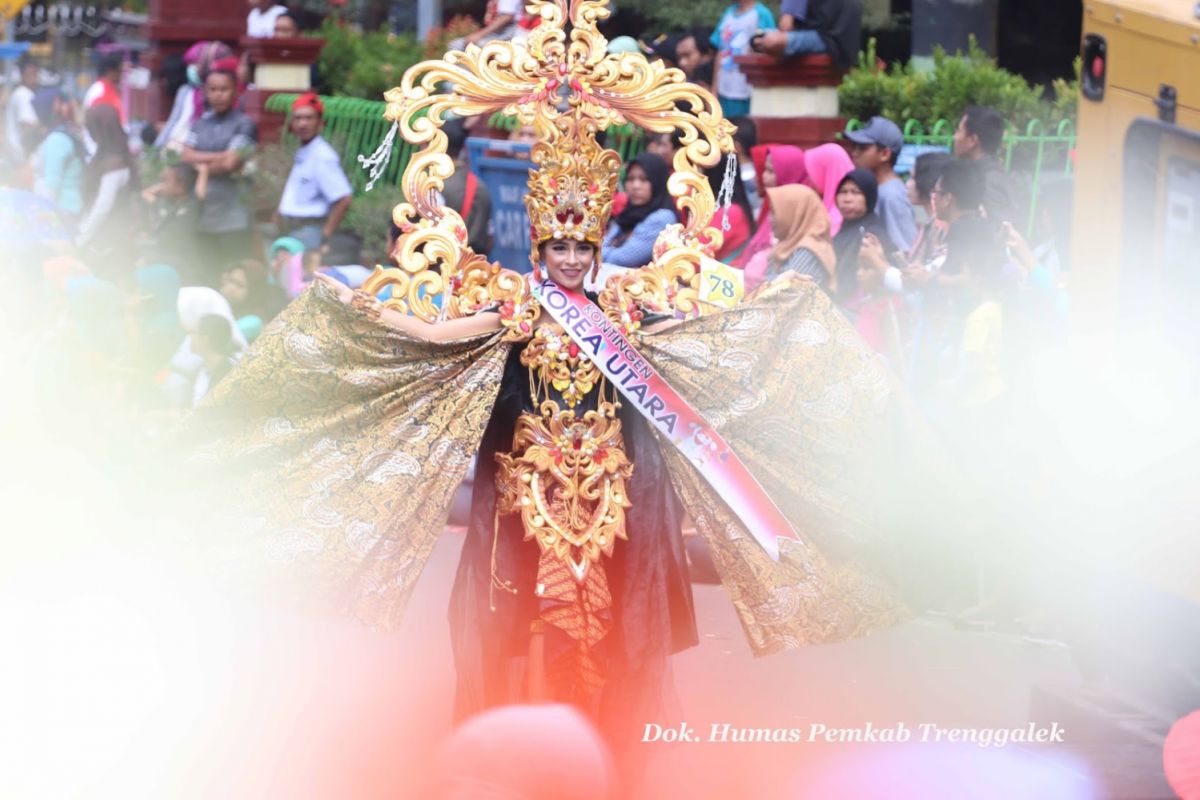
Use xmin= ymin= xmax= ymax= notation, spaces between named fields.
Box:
xmin=526 ymin=122 xmax=620 ymax=260
xmin=361 ymin=0 xmax=736 ymax=331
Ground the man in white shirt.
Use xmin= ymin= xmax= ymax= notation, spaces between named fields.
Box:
xmin=276 ymin=93 xmax=353 ymax=251
xmin=5 ymin=56 xmax=40 ymax=162
xmin=246 ymin=0 xmax=289 ymax=38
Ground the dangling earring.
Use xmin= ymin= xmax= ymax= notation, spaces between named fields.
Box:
xmin=532 ymin=260 xmax=544 ymax=282
xmin=590 ymin=248 xmax=600 ymax=283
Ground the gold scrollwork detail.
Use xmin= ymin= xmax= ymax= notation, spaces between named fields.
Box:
xmin=369 ymin=0 xmax=738 ymax=327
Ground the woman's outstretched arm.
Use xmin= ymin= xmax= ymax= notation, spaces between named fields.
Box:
xmin=316 ymin=273 xmax=502 ymax=342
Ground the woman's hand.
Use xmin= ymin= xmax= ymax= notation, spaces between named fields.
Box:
xmin=315 ymin=272 xmax=353 ymax=304
xmin=858 ymin=232 xmax=889 ymax=270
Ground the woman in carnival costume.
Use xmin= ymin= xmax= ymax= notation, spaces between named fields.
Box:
xmin=180 ymin=0 xmax=945 ymax=761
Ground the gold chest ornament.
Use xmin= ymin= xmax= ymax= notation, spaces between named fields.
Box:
xmin=495 ymin=323 xmax=632 ymax=583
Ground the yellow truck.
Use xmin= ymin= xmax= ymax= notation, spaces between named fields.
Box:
xmin=1073 ymin=0 xmax=1200 ymax=331
xmin=1050 ymin=9 xmax=1200 ymax=784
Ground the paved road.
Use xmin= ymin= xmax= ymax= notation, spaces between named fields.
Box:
xmin=2 ymin=509 xmax=1174 ymax=799
xmin=344 ymin=529 xmax=1167 ymax=799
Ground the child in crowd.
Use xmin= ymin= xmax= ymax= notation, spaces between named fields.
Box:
xmin=267 ymin=236 xmax=306 ymax=298
xmin=141 ymin=163 xmax=207 ymax=283
xmin=190 ymin=313 xmax=241 ymax=406
xmin=710 ymin=0 xmax=776 ymax=118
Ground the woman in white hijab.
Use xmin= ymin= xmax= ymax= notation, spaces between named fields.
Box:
xmin=166 ymin=287 xmax=247 ymax=407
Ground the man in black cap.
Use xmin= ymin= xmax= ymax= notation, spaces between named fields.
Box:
xmin=846 ymin=115 xmax=916 ymax=252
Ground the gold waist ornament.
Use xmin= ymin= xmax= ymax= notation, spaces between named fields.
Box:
xmin=496 ymin=402 xmax=631 ymax=583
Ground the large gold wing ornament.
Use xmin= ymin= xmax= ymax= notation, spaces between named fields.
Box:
xmin=359 ymin=0 xmax=736 ymax=337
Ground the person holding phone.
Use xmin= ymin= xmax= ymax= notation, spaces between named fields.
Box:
xmin=831 ymin=168 xmax=896 ymax=302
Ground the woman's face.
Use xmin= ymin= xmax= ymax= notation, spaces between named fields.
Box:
xmin=625 ymin=164 xmax=652 ymax=206
xmin=220 ymin=266 xmax=249 ymax=306
xmin=762 ymin=154 xmax=777 ymax=189
xmin=540 ymin=238 xmax=595 ymax=291
xmin=835 ymin=181 xmax=867 ymax=221
xmin=205 ymin=73 xmax=236 ymax=114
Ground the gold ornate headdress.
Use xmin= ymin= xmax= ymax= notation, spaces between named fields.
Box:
xmin=360 ymin=0 xmax=736 ymax=335
xmin=525 ymin=129 xmax=620 ymax=274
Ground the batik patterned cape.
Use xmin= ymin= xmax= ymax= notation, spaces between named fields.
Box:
xmin=181 ymin=276 xmax=925 ymax=655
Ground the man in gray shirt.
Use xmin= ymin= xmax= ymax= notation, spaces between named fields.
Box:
xmin=846 ymin=116 xmax=917 ymax=254
xmin=182 ymin=68 xmax=257 ymax=284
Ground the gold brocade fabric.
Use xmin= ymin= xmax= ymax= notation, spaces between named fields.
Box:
xmin=178 ymin=281 xmax=511 ymax=628
xmin=639 ymin=278 xmax=914 ymax=655
xmin=181 ymin=278 xmax=918 ymax=655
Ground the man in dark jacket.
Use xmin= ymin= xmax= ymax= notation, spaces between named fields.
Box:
xmin=751 ymin=0 xmax=863 ymax=70
xmin=953 ymin=105 xmax=1024 ymax=227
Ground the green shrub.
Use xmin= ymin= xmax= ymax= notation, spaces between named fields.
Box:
xmin=342 ymin=183 xmax=407 ymax=264
xmin=839 ymin=37 xmax=1078 ymax=132
xmin=619 ymin=0 xmax=728 ymax=31
xmin=315 ymin=20 xmax=428 ymax=101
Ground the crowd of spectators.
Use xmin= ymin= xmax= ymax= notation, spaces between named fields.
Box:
xmin=2 ymin=10 xmax=1071 ymax=632
xmin=1 ymin=21 xmax=361 ymax=422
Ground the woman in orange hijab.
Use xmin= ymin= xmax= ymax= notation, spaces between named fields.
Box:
xmin=743 ymin=184 xmax=836 ymax=293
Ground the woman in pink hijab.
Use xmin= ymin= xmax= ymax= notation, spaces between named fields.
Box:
xmin=732 ymin=143 xmax=807 ymax=268
xmin=803 ymin=142 xmax=855 ymax=235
